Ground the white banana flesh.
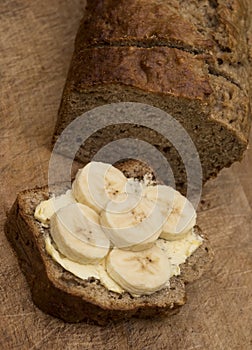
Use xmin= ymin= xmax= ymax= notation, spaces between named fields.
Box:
xmin=106 ymin=245 xmax=172 ymax=296
xmin=100 ymin=193 xmax=166 ymax=251
xmin=72 ymin=162 xmax=128 ymax=213
xmin=50 ymin=203 xmax=110 ymax=264
xmin=125 ymin=177 xmax=144 ymax=196
xmin=144 ymin=185 xmax=196 ymax=240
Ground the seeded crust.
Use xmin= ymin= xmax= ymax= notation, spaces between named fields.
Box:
xmin=4 ymin=163 xmax=213 ymax=324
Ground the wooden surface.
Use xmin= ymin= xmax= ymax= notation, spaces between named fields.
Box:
xmin=1 ymin=1 xmax=252 ymax=349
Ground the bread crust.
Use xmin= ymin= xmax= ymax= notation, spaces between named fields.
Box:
xmin=5 ymin=175 xmax=212 ymax=324
xmin=76 ymin=0 xmax=250 ymax=91
xmin=70 ymin=46 xmax=212 ymax=100
xmin=54 ymin=0 xmax=251 ymax=188
xmin=55 ymin=44 xmax=250 ymax=191
xmin=77 ymin=0 xmax=213 ymax=52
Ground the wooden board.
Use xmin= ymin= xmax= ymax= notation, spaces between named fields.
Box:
xmin=0 ymin=1 xmax=251 ymax=349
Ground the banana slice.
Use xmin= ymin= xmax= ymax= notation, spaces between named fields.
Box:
xmin=144 ymin=185 xmax=196 ymax=240
xmin=106 ymin=246 xmax=171 ymax=296
xmin=125 ymin=177 xmax=143 ymax=196
xmin=72 ymin=162 xmax=128 ymax=213
xmin=100 ymin=193 xmax=165 ymax=251
xmin=50 ymin=203 xmax=110 ymax=264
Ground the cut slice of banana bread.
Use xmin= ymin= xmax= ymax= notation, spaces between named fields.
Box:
xmin=4 ymin=162 xmax=212 ymax=324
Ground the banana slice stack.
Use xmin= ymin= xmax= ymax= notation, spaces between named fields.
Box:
xmin=35 ymin=161 xmax=200 ymax=297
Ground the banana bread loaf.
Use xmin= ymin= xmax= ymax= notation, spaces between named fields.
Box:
xmin=54 ymin=0 xmax=251 ymax=189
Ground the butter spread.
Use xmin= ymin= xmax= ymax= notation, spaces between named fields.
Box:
xmin=44 ymin=229 xmax=202 ymax=295
xmin=45 ymin=235 xmax=124 ymax=294
xmin=155 ymin=230 xmax=203 ymax=276
xmin=35 ymin=190 xmax=76 ymax=226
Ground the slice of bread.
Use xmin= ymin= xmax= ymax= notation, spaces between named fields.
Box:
xmin=4 ymin=161 xmax=212 ymax=324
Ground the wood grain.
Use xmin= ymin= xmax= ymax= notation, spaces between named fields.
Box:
xmin=0 ymin=1 xmax=251 ymax=349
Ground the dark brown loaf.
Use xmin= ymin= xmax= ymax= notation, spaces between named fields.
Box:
xmin=55 ymin=45 xmax=250 ymax=188
xmin=4 ymin=162 xmax=212 ymax=324
xmin=76 ymin=0 xmax=250 ymax=91
xmin=54 ymin=0 xmax=251 ymax=189
xmin=76 ymin=0 xmax=214 ymax=52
